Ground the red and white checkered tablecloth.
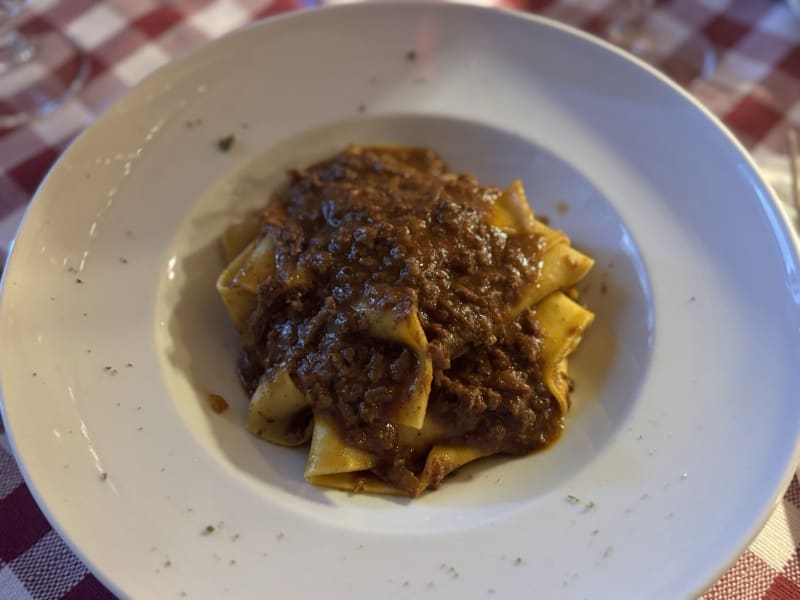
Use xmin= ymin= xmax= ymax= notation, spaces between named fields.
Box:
xmin=0 ymin=1 xmax=799 ymax=598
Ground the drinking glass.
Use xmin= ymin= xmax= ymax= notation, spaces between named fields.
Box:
xmin=0 ymin=0 xmax=90 ymax=128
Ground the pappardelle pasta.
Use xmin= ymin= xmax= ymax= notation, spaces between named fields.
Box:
xmin=217 ymin=146 xmax=594 ymax=497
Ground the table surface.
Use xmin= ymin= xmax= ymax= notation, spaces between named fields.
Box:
xmin=1 ymin=1 xmax=799 ymax=598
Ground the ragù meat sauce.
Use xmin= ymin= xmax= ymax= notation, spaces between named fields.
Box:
xmin=239 ymin=146 xmax=562 ymax=494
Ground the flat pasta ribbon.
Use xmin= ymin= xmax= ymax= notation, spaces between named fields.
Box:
xmin=532 ymin=291 xmax=595 ymax=413
xmin=216 ymin=234 xmax=275 ymax=332
xmin=247 ymin=369 xmax=311 ymax=446
xmin=353 ymin=302 xmax=433 ymax=430
xmin=510 ymin=243 xmax=594 ymax=319
xmin=490 ymin=179 xmax=567 ymax=250
xmin=303 ymin=415 xmax=397 ymax=493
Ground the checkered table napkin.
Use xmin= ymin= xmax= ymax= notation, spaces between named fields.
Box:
xmin=1 ymin=0 xmax=799 ymax=598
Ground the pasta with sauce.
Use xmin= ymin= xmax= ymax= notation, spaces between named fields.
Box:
xmin=217 ymin=146 xmax=593 ymax=497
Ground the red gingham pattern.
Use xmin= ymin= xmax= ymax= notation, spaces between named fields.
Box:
xmin=0 ymin=0 xmax=799 ymax=598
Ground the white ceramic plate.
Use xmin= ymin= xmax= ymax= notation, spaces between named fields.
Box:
xmin=2 ymin=4 xmax=800 ymax=599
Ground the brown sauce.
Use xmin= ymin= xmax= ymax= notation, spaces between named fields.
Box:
xmin=240 ymin=146 xmax=562 ymax=494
